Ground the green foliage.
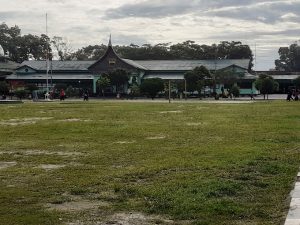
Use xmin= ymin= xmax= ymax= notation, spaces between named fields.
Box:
xmin=184 ymin=66 xmax=211 ymax=96
xmin=294 ymin=76 xmax=300 ymax=88
xmin=215 ymin=70 xmax=239 ymax=88
xmin=255 ymin=74 xmax=279 ymax=100
xmin=65 ymin=85 xmax=80 ymax=97
xmin=51 ymin=36 xmax=72 ymax=61
xmin=54 ymin=83 xmax=67 ymax=91
xmin=14 ymin=89 xmax=28 ymax=99
xmin=129 ymin=84 xmax=140 ymax=97
xmin=97 ymin=75 xmax=111 ymax=96
xmin=230 ymin=85 xmax=240 ymax=99
xmin=0 ymin=23 xmax=51 ymax=62
xmin=275 ymin=42 xmax=300 ymax=72
xmin=107 ymin=69 xmax=129 ymax=93
xmin=25 ymin=84 xmax=38 ymax=93
xmin=140 ymin=78 xmax=164 ymax=99
xmin=69 ymin=41 xmax=253 ymax=69
xmin=0 ymin=81 xmax=9 ymax=95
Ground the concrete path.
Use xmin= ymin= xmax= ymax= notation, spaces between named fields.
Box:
xmin=285 ymin=173 xmax=300 ymax=225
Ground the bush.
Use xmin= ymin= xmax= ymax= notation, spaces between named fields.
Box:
xmin=0 ymin=81 xmax=9 ymax=95
xmin=140 ymin=78 xmax=164 ymax=99
xmin=231 ymin=85 xmax=240 ymax=99
xmin=14 ymin=89 xmax=28 ymax=100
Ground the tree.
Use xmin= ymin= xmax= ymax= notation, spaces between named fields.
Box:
xmin=0 ymin=81 xmax=9 ymax=95
xmin=107 ymin=69 xmax=129 ymax=93
xmin=140 ymin=78 xmax=164 ymax=99
xmin=52 ymin=36 xmax=72 ymax=61
xmin=294 ymin=76 xmax=300 ymax=89
xmin=25 ymin=84 xmax=38 ymax=93
xmin=230 ymin=85 xmax=240 ymax=99
xmin=215 ymin=70 xmax=241 ymax=97
xmin=275 ymin=42 xmax=300 ymax=72
xmin=14 ymin=89 xmax=28 ymax=100
xmin=255 ymin=74 xmax=279 ymax=100
xmin=97 ymin=75 xmax=110 ymax=96
xmin=129 ymin=84 xmax=140 ymax=98
xmin=0 ymin=23 xmax=52 ymax=62
xmin=184 ymin=66 xmax=211 ymax=98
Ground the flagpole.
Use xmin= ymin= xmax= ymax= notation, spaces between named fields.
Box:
xmin=45 ymin=13 xmax=49 ymax=100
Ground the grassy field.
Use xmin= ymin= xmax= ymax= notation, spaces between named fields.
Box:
xmin=0 ymin=100 xmax=299 ymax=225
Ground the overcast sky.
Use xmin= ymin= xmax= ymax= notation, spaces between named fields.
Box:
xmin=1 ymin=0 xmax=300 ymax=70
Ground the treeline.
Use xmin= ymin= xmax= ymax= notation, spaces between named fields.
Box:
xmin=68 ymin=41 xmax=253 ymax=66
xmin=0 ymin=23 xmax=254 ymax=68
xmin=11 ymin=22 xmax=300 ymax=72
xmin=0 ymin=23 xmax=51 ymax=63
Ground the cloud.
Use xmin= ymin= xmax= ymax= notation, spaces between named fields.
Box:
xmin=104 ymin=0 xmax=286 ymax=20
xmin=206 ymin=1 xmax=300 ymax=24
xmin=1 ymin=0 xmax=300 ymax=70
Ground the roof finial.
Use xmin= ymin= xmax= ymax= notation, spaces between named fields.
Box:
xmin=108 ymin=34 xmax=112 ymax=47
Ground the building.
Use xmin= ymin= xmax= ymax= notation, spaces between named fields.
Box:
xmin=0 ymin=56 xmax=19 ymax=81
xmin=6 ymin=37 xmax=258 ymax=96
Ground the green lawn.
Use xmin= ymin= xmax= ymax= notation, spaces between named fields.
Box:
xmin=0 ymin=101 xmax=299 ymax=225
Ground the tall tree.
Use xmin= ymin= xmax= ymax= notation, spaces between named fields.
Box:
xmin=275 ymin=42 xmax=300 ymax=72
xmin=255 ymin=74 xmax=279 ymax=100
xmin=0 ymin=23 xmax=51 ymax=62
xmin=184 ymin=66 xmax=211 ymax=98
xmin=140 ymin=78 xmax=164 ymax=99
xmin=107 ymin=69 xmax=129 ymax=93
xmin=52 ymin=36 xmax=72 ymax=60
xmin=97 ymin=75 xmax=110 ymax=96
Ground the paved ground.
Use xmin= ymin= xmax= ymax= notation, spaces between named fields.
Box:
xmin=16 ymin=94 xmax=292 ymax=103
xmin=285 ymin=173 xmax=300 ymax=225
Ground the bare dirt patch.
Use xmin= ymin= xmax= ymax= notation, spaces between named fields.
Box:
xmin=186 ymin=122 xmax=208 ymax=126
xmin=46 ymin=200 xmax=108 ymax=212
xmin=59 ymin=118 xmax=92 ymax=122
xmin=38 ymin=164 xmax=66 ymax=170
xmin=24 ymin=150 xmax=83 ymax=157
xmin=146 ymin=135 xmax=166 ymax=140
xmin=159 ymin=110 xmax=182 ymax=114
xmin=114 ymin=141 xmax=136 ymax=144
xmin=0 ymin=161 xmax=17 ymax=170
xmin=101 ymin=212 xmax=175 ymax=225
xmin=0 ymin=117 xmax=53 ymax=126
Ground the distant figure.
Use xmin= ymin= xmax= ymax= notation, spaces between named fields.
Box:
xmin=2 ymin=94 xmax=6 ymax=100
xmin=83 ymin=91 xmax=89 ymax=101
xmin=287 ymin=91 xmax=293 ymax=101
xmin=295 ymin=90 xmax=299 ymax=101
xmin=250 ymin=92 xmax=255 ymax=100
xmin=60 ymin=89 xmax=65 ymax=101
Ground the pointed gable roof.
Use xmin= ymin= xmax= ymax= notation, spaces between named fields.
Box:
xmin=88 ymin=36 xmax=146 ymax=73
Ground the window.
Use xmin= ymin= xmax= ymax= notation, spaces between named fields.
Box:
xmin=109 ymin=58 xmax=116 ymax=66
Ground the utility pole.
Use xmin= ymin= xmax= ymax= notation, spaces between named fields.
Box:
xmin=168 ymin=80 xmax=171 ymax=103
xmin=45 ymin=13 xmax=50 ymax=100
xmin=184 ymin=79 xmax=187 ymax=100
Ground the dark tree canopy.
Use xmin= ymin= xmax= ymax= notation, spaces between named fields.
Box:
xmin=294 ymin=76 xmax=300 ymax=89
xmin=107 ymin=69 xmax=129 ymax=93
xmin=140 ymin=78 xmax=164 ymax=99
xmin=0 ymin=23 xmax=51 ymax=63
xmin=275 ymin=42 xmax=300 ymax=72
xmin=70 ymin=41 xmax=253 ymax=70
xmin=0 ymin=81 xmax=9 ymax=95
xmin=255 ymin=74 xmax=279 ymax=100
xmin=184 ymin=66 xmax=211 ymax=93
xmin=1 ymin=22 xmax=253 ymax=68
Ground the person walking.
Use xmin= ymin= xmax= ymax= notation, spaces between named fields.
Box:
xmin=83 ymin=91 xmax=89 ymax=101
xmin=60 ymin=89 xmax=65 ymax=101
